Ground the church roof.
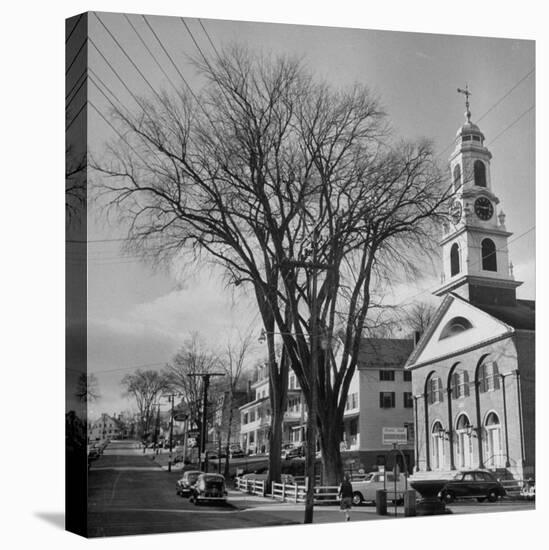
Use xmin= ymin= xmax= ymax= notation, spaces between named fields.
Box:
xmin=474 ymin=299 xmax=535 ymax=331
xmin=358 ymin=338 xmax=414 ymax=369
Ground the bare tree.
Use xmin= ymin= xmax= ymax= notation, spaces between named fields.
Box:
xmin=218 ymin=332 xmax=254 ymax=477
xmin=121 ymin=369 xmax=169 ymax=441
xmin=165 ymin=334 xmax=219 ymax=447
xmin=76 ymin=373 xmax=101 ymax=404
xmin=406 ymin=301 xmax=437 ymax=336
xmin=96 ymin=45 xmax=451 ymax=484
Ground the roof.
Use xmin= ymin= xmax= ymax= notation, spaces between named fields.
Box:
xmin=474 ymin=299 xmax=535 ymax=331
xmin=357 ymin=338 xmax=414 ymax=369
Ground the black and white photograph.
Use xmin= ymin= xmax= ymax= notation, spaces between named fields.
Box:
xmin=63 ymin=6 xmax=539 ymax=539
xmin=5 ymin=1 xmax=546 ymax=549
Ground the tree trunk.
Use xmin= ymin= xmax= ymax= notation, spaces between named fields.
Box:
xmin=268 ymin=410 xmax=283 ymax=487
xmin=318 ymin=408 xmax=344 ymax=485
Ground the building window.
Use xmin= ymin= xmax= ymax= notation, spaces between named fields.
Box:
xmin=379 ymin=370 xmax=395 ymax=381
xmin=453 ymin=164 xmax=462 ymax=191
xmin=479 ymin=361 xmax=500 ymax=392
xmin=345 ymin=392 xmax=358 ymax=410
xmin=474 ymin=160 xmax=487 ymax=187
xmin=481 ymin=238 xmax=497 ymax=271
xmin=450 ymin=243 xmax=460 ymax=276
xmin=379 ymin=392 xmax=396 ymax=409
xmin=403 ymin=392 xmax=413 ymax=408
xmin=243 ymin=413 xmax=248 ymax=425
xmin=403 ymin=370 xmax=412 ymax=382
xmin=451 ymin=369 xmax=470 ymax=398
xmin=427 ymin=376 xmax=443 ymax=404
xmin=439 ymin=316 xmax=473 ymax=339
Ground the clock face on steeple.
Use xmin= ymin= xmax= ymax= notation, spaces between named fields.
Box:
xmin=474 ymin=197 xmax=494 ymax=221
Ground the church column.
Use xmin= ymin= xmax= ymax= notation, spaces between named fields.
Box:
xmin=514 ymin=370 xmax=526 ymax=469
xmin=473 ymin=379 xmax=484 ymax=469
xmin=413 ymin=396 xmax=419 ymax=471
xmin=446 ymin=385 xmax=456 ymax=470
xmin=500 ymin=373 xmax=511 ymax=468
xmin=424 ymin=392 xmax=431 ymax=471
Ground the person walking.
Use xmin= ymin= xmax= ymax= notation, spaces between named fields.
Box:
xmin=339 ymin=474 xmax=354 ymax=521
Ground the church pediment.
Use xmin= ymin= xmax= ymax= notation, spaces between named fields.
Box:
xmin=406 ymin=293 xmax=514 ymax=368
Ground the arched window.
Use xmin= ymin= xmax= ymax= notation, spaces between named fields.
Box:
xmin=431 ymin=421 xmax=445 ymax=470
xmin=474 ymin=160 xmax=487 ymax=187
xmin=439 ymin=316 xmax=473 ymax=339
xmin=450 ymin=243 xmax=460 ymax=276
xmin=484 ymin=413 xmax=504 ymax=468
xmin=453 ymin=164 xmax=462 ymax=191
xmin=455 ymin=414 xmax=473 ymax=468
xmin=451 ymin=369 xmax=470 ymax=399
xmin=478 ymin=361 xmax=500 ymax=392
xmin=481 ymin=238 xmax=497 ymax=271
xmin=427 ymin=376 xmax=443 ymax=404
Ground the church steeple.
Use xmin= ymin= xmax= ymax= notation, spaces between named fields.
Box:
xmin=434 ymin=87 xmax=522 ymax=306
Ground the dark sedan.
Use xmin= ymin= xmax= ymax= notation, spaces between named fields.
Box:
xmin=439 ymin=470 xmax=506 ymax=503
xmin=190 ymin=473 xmax=228 ymax=505
xmin=176 ymin=470 xmax=203 ymax=497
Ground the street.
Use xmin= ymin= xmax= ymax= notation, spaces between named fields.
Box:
xmin=87 ymin=441 xmax=535 ymax=537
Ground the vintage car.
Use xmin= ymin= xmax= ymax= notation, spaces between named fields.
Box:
xmin=176 ymin=470 xmax=203 ymax=497
xmin=438 ymin=470 xmax=506 ymax=503
xmin=229 ymin=444 xmax=245 ymax=458
xmin=190 ymin=473 xmax=228 ymax=505
xmin=282 ymin=443 xmax=305 ymax=460
xmin=350 ymin=472 xmax=409 ymax=505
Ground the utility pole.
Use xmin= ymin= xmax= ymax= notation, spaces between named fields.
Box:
xmin=162 ymin=392 xmax=181 ymax=472
xmin=189 ymin=372 xmax=225 ymax=471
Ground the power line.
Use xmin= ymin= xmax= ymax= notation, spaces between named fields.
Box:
xmin=488 ymin=105 xmax=534 ymax=146
xmin=124 ymin=14 xmax=181 ymax=95
xmin=65 ymin=74 xmax=87 ymax=112
xmin=198 ymin=19 xmax=222 ymax=60
xmin=436 ymin=68 xmax=535 ymax=159
xmin=476 ymin=68 xmax=534 ymax=124
xmin=66 ymin=37 xmax=87 ymax=76
xmin=66 ymin=13 xmax=84 ymax=45
xmin=94 ymin=12 xmax=164 ymax=105
xmin=66 ymin=100 xmax=87 ymax=131
xmin=66 ymin=69 xmax=87 ymax=101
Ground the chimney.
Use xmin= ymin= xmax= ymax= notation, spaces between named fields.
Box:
xmin=414 ymin=331 xmax=422 ymax=345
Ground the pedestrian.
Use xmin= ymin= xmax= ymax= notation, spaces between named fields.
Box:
xmin=339 ymin=474 xmax=353 ymax=521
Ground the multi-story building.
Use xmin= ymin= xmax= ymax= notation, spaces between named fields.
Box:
xmin=88 ymin=413 xmax=123 ymax=442
xmin=406 ymin=99 xmax=535 ymax=482
xmin=342 ymin=338 xmax=415 ymax=472
xmin=239 ymin=364 xmax=305 ymax=454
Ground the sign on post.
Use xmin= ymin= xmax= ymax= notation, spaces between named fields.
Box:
xmin=382 ymin=427 xmax=408 ymax=446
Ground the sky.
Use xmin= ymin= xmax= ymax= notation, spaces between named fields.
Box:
xmin=79 ymin=12 xmax=535 ymax=417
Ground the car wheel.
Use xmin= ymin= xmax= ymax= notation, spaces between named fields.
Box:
xmin=476 ymin=497 xmax=486 ymax=503
xmin=352 ymin=492 xmax=363 ymax=506
xmin=443 ymin=492 xmax=455 ymax=504
xmin=487 ymin=489 xmax=498 ymax=503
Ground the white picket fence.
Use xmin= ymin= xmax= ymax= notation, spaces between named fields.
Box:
xmin=235 ymin=477 xmax=267 ymax=496
xmin=270 ymin=482 xmax=340 ymax=504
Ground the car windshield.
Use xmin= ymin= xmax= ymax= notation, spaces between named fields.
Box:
xmin=453 ymin=473 xmax=463 ymax=480
xmin=187 ymin=473 xmax=200 ymax=483
xmin=364 ymin=473 xmax=375 ymax=481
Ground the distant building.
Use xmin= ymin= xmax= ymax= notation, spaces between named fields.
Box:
xmin=209 ymin=389 xmax=249 ymax=450
xmin=342 ymin=338 xmax=415 ymax=473
xmin=88 ymin=413 xmax=123 ymax=442
xmin=239 ymin=364 xmax=305 ymax=454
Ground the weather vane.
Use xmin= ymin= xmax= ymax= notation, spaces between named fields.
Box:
xmin=457 ymin=84 xmax=472 ymax=122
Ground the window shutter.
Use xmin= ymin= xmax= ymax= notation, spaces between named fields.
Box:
xmin=391 ymin=392 xmax=395 ymax=408
xmin=463 ymin=371 xmax=470 ymax=397
xmin=379 ymin=393 xmax=384 ymax=408
xmin=479 ymin=365 xmax=487 ymax=393
xmin=437 ymin=378 xmax=444 ymax=403
xmin=492 ymin=362 xmax=500 ymax=390
xmin=452 ymin=372 xmax=460 ymax=398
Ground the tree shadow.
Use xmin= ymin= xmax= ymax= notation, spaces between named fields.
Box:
xmin=34 ymin=512 xmax=65 ymax=530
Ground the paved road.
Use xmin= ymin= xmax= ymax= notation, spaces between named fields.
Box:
xmin=87 ymin=440 xmax=535 ymax=537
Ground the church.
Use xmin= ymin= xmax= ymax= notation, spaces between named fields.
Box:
xmin=405 ymin=90 xmax=535 ymax=483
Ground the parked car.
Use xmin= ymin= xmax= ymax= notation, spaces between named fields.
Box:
xmin=282 ymin=443 xmax=304 ymax=460
xmin=176 ymin=470 xmax=203 ymax=497
xmin=190 ymin=473 xmax=228 ymax=504
xmin=207 ymin=450 xmax=227 ymax=460
xmin=87 ymin=448 xmax=100 ymax=461
xmin=439 ymin=470 xmax=506 ymax=503
xmin=350 ymin=472 xmax=409 ymax=505
xmin=229 ymin=444 xmax=245 ymax=458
